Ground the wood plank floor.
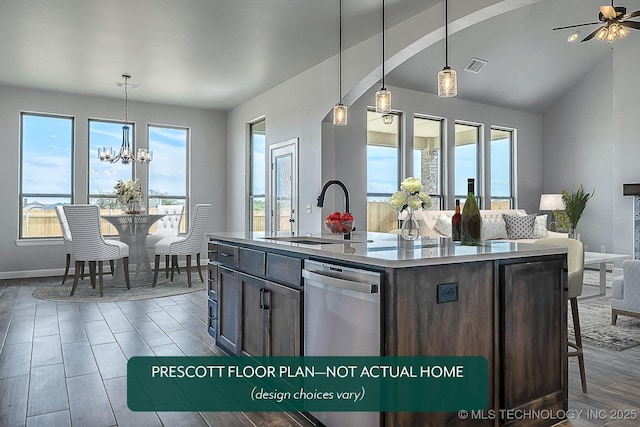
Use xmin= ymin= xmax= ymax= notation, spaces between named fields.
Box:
xmin=1 ymin=276 xmax=640 ymax=426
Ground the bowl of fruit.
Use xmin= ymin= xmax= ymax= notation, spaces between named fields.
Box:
xmin=324 ymin=211 xmax=354 ymax=235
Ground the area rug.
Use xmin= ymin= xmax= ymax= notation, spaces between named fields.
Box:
xmin=570 ymin=270 xmax=640 ymax=351
xmin=32 ymin=273 xmax=205 ymax=303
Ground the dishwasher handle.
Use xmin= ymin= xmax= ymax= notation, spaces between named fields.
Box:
xmin=302 ymin=269 xmax=379 ymax=294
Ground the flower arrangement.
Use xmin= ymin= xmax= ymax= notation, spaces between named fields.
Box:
xmin=389 ymin=177 xmax=432 ymax=212
xmin=114 ymin=179 xmax=143 ymax=206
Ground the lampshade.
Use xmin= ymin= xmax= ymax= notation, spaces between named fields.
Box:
xmin=333 ymin=103 xmax=347 ymax=126
xmin=539 ymin=194 xmax=565 ymax=211
xmin=437 ymin=66 xmax=457 ymax=97
xmin=376 ymin=88 xmax=391 ymax=113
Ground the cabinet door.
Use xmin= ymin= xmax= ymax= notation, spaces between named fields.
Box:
xmin=501 ymin=258 xmax=566 ymax=420
xmin=265 ymin=281 xmax=301 ymax=356
xmin=239 ymin=273 xmax=267 ymax=357
xmin=217 ymin=266 xmax=241 ymax=354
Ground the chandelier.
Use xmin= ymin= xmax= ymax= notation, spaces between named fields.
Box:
xmin=98 ymin=74 xmax=152 ymax=165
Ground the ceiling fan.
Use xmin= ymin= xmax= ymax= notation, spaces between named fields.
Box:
xmin=552 ymin=1 xmax=640 ymax=42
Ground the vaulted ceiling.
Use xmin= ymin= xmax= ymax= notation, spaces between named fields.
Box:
xmin=0 ymin=0 xmax=624 ymax=113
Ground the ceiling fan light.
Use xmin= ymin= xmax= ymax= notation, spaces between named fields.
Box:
xmin=376 ymin=88 xmax=392 ymax=113
xmin=595 ymin=27 xmax=609 ymax=40
xmin=333 ymin=103 xmax=348 ymax=126
xmin=618 ymin=25 xmax=629 ymax=38
xmin=438 ymin=66 xmax=457 ymax=98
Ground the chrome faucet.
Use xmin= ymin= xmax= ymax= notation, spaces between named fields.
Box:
xmin=317 ymin=179 xmax=351 ymax=239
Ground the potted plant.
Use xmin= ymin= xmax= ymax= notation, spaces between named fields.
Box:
xmin=554 ymin=185 xmax=594 ymax=238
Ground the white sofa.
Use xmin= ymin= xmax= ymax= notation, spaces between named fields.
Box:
xmin=404 ymin=208 xmax=568 ymax=242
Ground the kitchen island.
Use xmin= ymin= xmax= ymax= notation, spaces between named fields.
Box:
xmin=206 ymin=231 xmax=568 ymax=427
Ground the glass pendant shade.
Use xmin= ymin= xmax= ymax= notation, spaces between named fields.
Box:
xmin=596 ymin=27 xmax=608 ymax=40
xmin=382 ymin=114 xmax=394 ymax=125
xmin=375 ymin=88 xmax=391 ymax=113
xmin=438 ymin=66 xmax=457 ymax=98
xmin=333 ymin=103 xmax=348 ymax=126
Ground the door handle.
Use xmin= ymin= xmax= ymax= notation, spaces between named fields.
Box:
xmin=259 ymin=288 xmax=270 ymax=309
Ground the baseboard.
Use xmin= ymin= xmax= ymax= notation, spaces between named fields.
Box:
xmin=0 ymin=259 xmax=210 ymax=280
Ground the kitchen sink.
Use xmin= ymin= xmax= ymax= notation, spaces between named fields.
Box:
xmin=261 ymin=236 xmax=368 ymax=245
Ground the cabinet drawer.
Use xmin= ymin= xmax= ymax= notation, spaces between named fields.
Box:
xmin=217 ymin=244 xmax=238 ymax=268
xmin=266 ymin=253 xmax=302 ymax=286
xmin=239 ymin=247 xmax=266 ymax=276
xmin=207 ymin=241 xmax=218 ymax=262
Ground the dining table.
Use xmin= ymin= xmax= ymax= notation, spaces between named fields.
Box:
xmin=102 ymin=214 xmax=165 ymax=286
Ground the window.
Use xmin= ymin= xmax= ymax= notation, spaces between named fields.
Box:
xmin=148 ymin=125 xmax=189 ymax=231
xmin=413 ymin=115 xmax=443 ymax=209
xmin=490 ymin=127 xmax=514 ymax=209
xmin=454 ymin=122 xmax=480 ymax=203
xmin=250 ymin=119 xmax=266 ymax=232
xmin=367 ymin=110 xmax=401 ymax=232
xmin=20 ymin=113 xmax=74 ymax=238
xmin=88 ymin=119 xmax=134 ymax=211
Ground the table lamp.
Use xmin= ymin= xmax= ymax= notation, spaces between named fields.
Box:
xmin=539 ymin=194 xmax=565 ymax=232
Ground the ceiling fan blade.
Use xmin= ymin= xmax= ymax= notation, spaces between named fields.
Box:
xmin=582 ymin=26 xmax=604 ymax=41
xmin=600 ymin=5 xmax=616 ymax=19
xmin=622 ymin=10 xmax=640 ymax=19
xmin=552 ymin=22 xmax=600 ymax=31
xmin=620 ymin=20 xmax=640 ymax=30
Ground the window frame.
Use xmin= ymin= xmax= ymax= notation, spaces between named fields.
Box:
xmin=366 ymin=108 xmax=402 ymax=232
xmin=413 ymin=114 xmax=445 ymax=210
xmin=489 ymin=126 xmax=515 ymax=209
xmin=454 ymin=120 xmax=482 ymax=205
xmin=19 ymin=111 xmax=75 ymax=239
xmin=147 ymin=123 xmax=190 ymax=230
xmin=249 ymin=118 xmax=266 ymax=233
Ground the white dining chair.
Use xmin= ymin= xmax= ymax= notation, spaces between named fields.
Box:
xmin=152 ymin=203 xmax=211 ymax=288
xmin=63 ymin=204 xmax=131 ymax=297
xmin=55 ymin=205 xmax=75 ymax=284
xmin=146 ymin=204 xmax=185 ymax=249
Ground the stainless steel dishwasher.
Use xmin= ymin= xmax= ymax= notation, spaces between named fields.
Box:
xmin=302 ymin=259 xmax=382 ymax=427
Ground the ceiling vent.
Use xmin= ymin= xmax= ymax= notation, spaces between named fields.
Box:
xmin=464 ymin=57 xmax=488 ymax=74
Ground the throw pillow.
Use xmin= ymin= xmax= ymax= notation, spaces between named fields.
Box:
xmin=433 ymin=214 xmax=452 ymax=237
xmin=481 ymin=220 xmax=508 ymax=240
xmin=533 ymin=214 xmax=548 ymax=238
xmin=502 ymin=213 xmax=536 ymax=239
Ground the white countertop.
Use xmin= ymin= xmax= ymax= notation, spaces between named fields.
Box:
xmin=207 ymin=231 xmax=567 ymax=268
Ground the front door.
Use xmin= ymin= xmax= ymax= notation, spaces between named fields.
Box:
xmin=269 ymin=138 xmax=298 ymax=236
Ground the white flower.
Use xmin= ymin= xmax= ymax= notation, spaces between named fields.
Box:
xmin=114 ymin=179 xmax=143 ymax=205
xmin=407 ymin=195 xmax=423 ymax=210
xmin=400 ymin=177 xmax=422 ymax=194
xmin=389 ymin=191 xmax=407 ymax=210
xmin=389 ymin=177 xmax=432 ymax=212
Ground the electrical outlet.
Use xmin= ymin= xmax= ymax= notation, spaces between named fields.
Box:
xmin=437 ymin=283 xmax=458 ymax=303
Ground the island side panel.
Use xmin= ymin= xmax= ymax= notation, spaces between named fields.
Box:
xmin=499 ymin=257 xmax=567 ymax=426
xmin=385 ymin=260 xmax=495 ymax=427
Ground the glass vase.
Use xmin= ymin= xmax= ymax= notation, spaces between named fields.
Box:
xmin=400 ymin=209 xmax=420 ymax=240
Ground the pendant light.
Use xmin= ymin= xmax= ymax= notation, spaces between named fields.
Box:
xmin=99 ymin=74 xmax=153 ymax=164
xmin=437 ymin=0 xmax=457 ymax=98
xmin=375 ymin=0 xmax=391 ymax=113
xmin=333 ymin=0 xmax=347 ymax=126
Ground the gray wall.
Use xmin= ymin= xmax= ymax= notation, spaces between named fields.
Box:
xmin=542 ymin=53 xmax=616 ymax=254
xmin=330 ymin=85 xmax=544 ymax=226
xmin=0 ymin=84 xmax=227 ymax=278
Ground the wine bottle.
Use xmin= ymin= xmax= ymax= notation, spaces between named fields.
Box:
xmin=452 ymin=199 xmax=461 ymax=241
xmin=461 ymin=178 xmax=481 ymax=245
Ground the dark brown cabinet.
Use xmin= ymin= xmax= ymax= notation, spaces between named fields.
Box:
xmin=217 ymin=266 xmax=241 ymax=354
xmin=209 ymin=239 xmax=303 ymax=357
